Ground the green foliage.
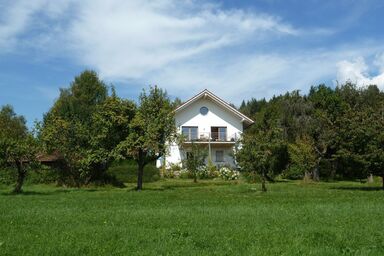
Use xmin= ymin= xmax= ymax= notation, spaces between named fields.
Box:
xmin=218 ymin=166 xmax=240 ymax=180
xmin=107 ymin=160 xmax=160 ymax=183
xmin=181 ymin=142 xmax=207 ymax=182
xmin=287 ymin=136 xmax=317 ymax=180
xmin=162 ymin=163 xmax=182 ymax=178
xmin=206 ymin=159 xmax=220 ymax=178
xmin=0 ymin=105 xmax=38 ymax=193
xmin=40 ymin=70 xmax=135 ymax=186
xmin=236 ymin=128 xmax=283 ymax=191
xmin=240 ymin=83 xmax=384 ymax=185
xmin=0 ymin=168 xmax=16 ymax=185
xmin=25 ymin=166 xmax=59 ymax=185
xmin=114 ymin=86 xmax=175 ymax=190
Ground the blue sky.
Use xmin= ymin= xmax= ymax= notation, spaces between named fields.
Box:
xmin=1 ymin=0 xmax=384 ymax=127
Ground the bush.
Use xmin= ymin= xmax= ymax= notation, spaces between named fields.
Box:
xmin=282 ymin=166 xmax=304 ymax=180
xmin=179 ymin=169 xmax=189 ymax=179
xmin=207 ymin=161 xmax=220 ymax=178
xmin=219 ymin=166 xmax=240 ymax=180
xmin=197 ymin=164 xmax=219 ymax=179
xmin=197 ymin=165 xmax=209 ymax=179
xmin=0 ymin=168 xmax=16 ymax=185
xmin=241 ymin=171 xmax=261 ymax=183
xmin=107 ymin=160 xmax=160 ymax=183
xmin=26 ymin=166 xmax=59 ymax=184
xmin=163 ymin=164 xmax=182 ymax=178
xmin=1 ymin=166 xmax=59 ymax=185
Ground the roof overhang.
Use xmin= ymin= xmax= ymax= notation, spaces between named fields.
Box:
xmin=175 ymin=89 xmax=254 ymax=126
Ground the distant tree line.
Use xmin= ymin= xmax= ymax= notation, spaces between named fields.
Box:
xmin=237 ymin=83 xmax=384 ymax=190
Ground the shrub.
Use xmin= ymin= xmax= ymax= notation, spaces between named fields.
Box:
xmin=107 ymin=160 xmax=160 ymax=183
xmin=282 ymin=166 xmax=304 ymax=180
xmin=1 ymin=166 xmax=59 ymax=185
xmin=179 ymin=169 xmax=189 ymax=179
xmin=0 ymin=168 xmax=16 ymax=185
xmin=163 ymin=163 xmax=182 ymax=178
xmin=207 ymin=160 xmax=220 ymax=178
xmin=242 ymin=171 xmax=261 ymax=183
xmin=219 ymin=166 xmax=240 ymax=180
xmin=26 ymin=166 xmax=59 ymax=184
xmin=197 ymin=165 xmax=209 ymax=179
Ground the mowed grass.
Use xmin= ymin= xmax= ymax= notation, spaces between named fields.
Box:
xmin=0 ymin=180 xmax=383 ymax=255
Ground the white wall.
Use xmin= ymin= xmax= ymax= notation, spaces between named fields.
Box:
xmin=176 ymin=98 xmax=243 ymax=137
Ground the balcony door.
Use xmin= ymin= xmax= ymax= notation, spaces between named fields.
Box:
xmin=211 ymin=127 xmax=227 ymax=141
xmin=182 ymin=126 xmax=198 ymax=141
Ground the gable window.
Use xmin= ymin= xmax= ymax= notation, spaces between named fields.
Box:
xmin=211 ymin=127 xmax=227 ymax=141
xmin=182 ymin=126 xmax=198 ymax=141
xmin=200 ymin=106 xmax=209 ymax=115
xmin=215 ymin=150 xmax=224 ymax=162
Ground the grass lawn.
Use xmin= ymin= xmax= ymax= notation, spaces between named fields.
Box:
xmin=0 ymin=180 xmax=383 ymax=255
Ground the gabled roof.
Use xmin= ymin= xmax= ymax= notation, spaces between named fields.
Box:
xmin=175 ymin=89 xmax=254 ymax=125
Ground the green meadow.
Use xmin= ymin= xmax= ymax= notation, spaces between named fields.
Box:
xmin=0 ymin=180 xmax=383 ymax=255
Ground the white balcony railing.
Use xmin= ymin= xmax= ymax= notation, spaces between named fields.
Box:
xmin=182 ymin=131 xmax=239 ymax=142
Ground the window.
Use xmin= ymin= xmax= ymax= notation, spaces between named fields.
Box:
xmin=211 ymin=127 xmax=227 ymax=141
xmin=182 ymin=126 xmax=198 ymax=140
xmin=200 ymin=106 xmax=208 ymax=115
xmin=216 ymin=150 xmax=224 ymax=162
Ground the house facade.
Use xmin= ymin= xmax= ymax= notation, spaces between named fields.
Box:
xmin=157 ymin=89 xmax=254 ymax=168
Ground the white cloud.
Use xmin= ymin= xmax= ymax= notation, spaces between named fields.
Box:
xmin=0 ymin=0 xmax=73 ymax=52
xmin=0 ymin=0 xmax=43 ymax=51
xmin=2 ymin=0 xmax=384 ymax=103
xmin=337 ymin=55 xmax=384 ymax=90
xmin=65 ymin=0 xmax=298 ymax=80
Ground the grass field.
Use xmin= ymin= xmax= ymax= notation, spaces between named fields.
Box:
xmin=0 ymin=179 xmax=383 ymax=255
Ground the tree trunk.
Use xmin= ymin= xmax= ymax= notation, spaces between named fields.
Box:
xmin=13 ymin=162 xmax=26 ymax=194
xmin=261 ymin=172 xmax=267 ymax=192
xmin=136 ymin=151 xmax=145 ymax=191
xmin=313 ymin=157 xmax=321 ymax=182
xmin=312 ymin=167 xmax=319 ymax=182
xmin=330 ymin=160 xmax=337 ymax=181
xmin=382 ymin=175 xmax=384 ymax=190
xmin=193 ymin=172 xmax=197 ymax=183
xmin=367 ymin=174 xmax=374 ymax=183
xmin=303 ymin=171 xmax=311 ymax=182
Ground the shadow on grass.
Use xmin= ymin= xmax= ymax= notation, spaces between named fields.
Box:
xmin=126 ymin=180 xmax=233 ymax=192
xmin=0 ymin=188 xmax=115 ymax=196
xmin=331 ymin=186 xmax=384 ymax=191
xmin=0 ymin=189 xmax=72 ymax=196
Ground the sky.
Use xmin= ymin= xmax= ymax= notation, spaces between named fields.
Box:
xmin=1 ymin=0 xmax=384 ymax=127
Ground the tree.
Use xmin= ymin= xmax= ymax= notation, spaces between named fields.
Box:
xmin=288 ymin=136 xmax=317 ymax=181
xmin=0 ymin=105 xmax=38 ymax=193
xmin=181 ymin=141 xmax=207 ymax=183
xmin=87 ymin=91 xmax=136 ymax=181
xmin=307 ymin=85 xmax=340 ymax=181
xmin=115 ymin=86 xmax=175 ymax=190
xmin=335 ymin=106 xmax=384 ymax=187
xmin=40 ymin=70 xmax=114 ymax=186
xmin=236 ymin=128 xmax=283 ymax=192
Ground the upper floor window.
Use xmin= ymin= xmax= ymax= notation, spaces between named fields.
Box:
xmin=182 ymin=126 xmax=198 ymax=141
xmin=211 ymin=127 xmax=227 ymax=141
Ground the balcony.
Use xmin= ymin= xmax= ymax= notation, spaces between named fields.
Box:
xmin=181 ymin=131 xmax=240 ymax=144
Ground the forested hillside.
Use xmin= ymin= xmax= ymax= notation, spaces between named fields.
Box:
xmin=239 ymin=83 xmax=384 ymax=184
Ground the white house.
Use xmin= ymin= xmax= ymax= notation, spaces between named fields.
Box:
xmin=157 ymin=89 xmax=254 ymax=168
